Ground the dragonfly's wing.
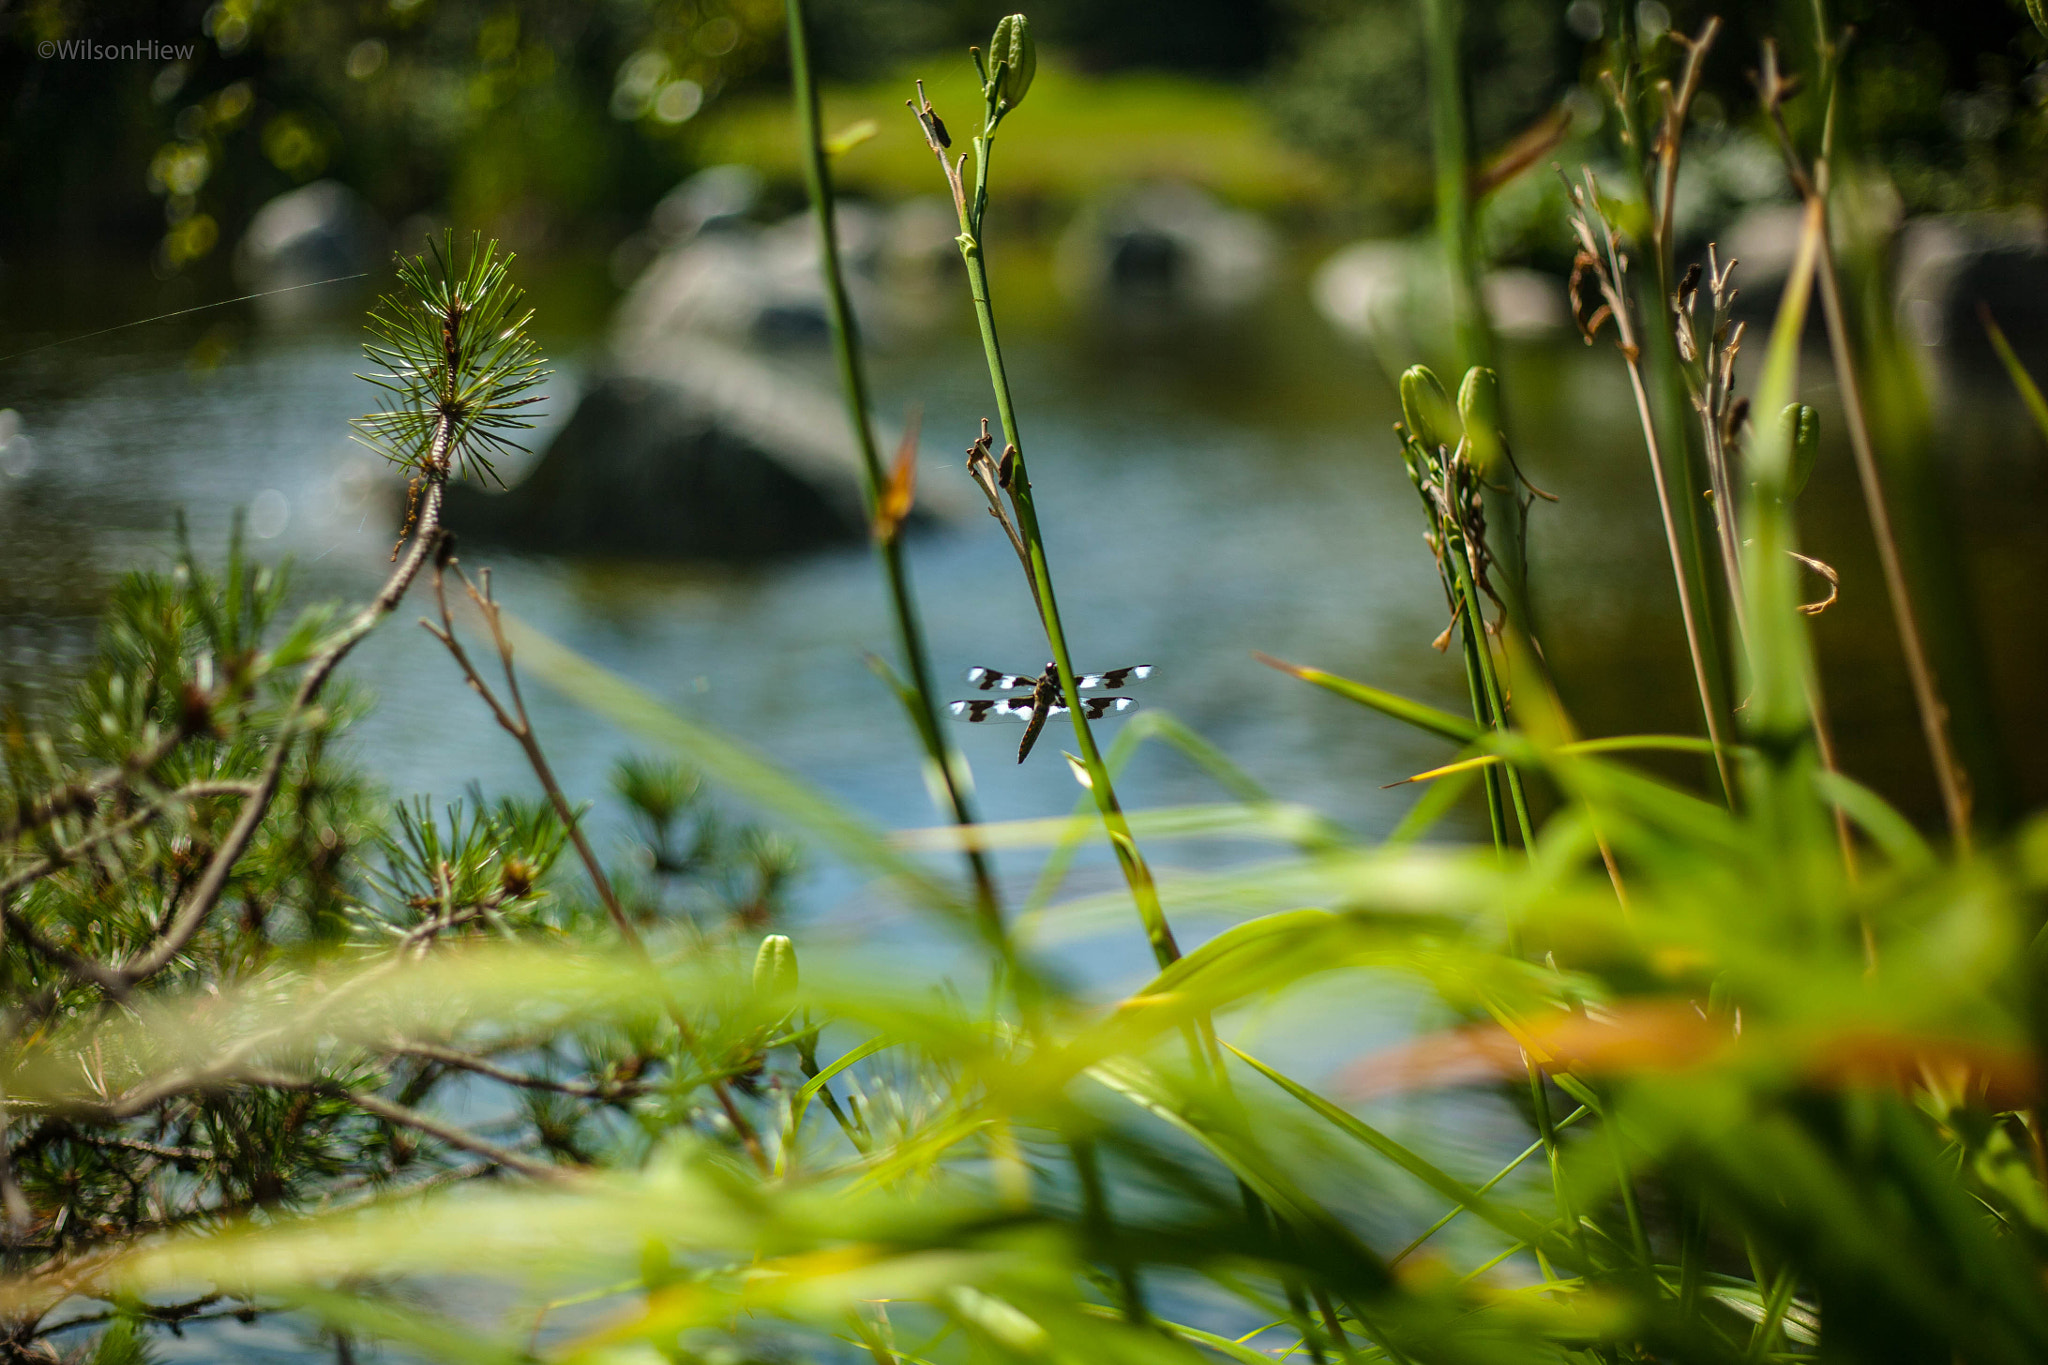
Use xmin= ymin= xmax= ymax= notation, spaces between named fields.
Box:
xmin=1071 ymin=664 xmax=1154 ymax=692
xmin=1045 ymin=696 xmax=1138 ymax=720
xmin=950 ymin=697 xmax=1040 ymax=723
xmin=964 ymin=666 xmax=1039 ymax=692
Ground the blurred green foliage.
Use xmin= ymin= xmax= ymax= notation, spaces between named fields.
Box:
xmin=694 ymin=54 xmax=1333 ymax=211
xmin=5 ymin=0 xmax=2047 ymax=279
xmin=2 ymin=0 xmax=787 ymax=271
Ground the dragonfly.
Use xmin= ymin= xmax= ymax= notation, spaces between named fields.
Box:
xmin=948 ymin=662 xmax=1153 ymax=764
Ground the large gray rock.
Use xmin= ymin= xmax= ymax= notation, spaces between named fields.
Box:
xmin=453 ymin=175 xmax=974 ymax=562
xmin=441 ymin=334 xmax=967 ymax=560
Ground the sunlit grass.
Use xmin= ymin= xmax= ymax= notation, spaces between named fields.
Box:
xmin=690 ymin=53 xmax=1338 ymax=210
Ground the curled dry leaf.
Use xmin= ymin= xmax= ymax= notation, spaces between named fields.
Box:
xmin=873 ymin=409 xmax=921 ymax=542
xmin=1791 ymin=551 xmax=1840 ymax=616
xmin=1568 ymin=251 xmax=1613 ymax=346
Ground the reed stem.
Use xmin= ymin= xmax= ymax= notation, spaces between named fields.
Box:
xmin=922 ymin=78 xmax=1182 ymax=972
xmin=1419 ymin=0 xmax=1536 ymax=643
xmin=1763 ymin=16 xmax=1972 ymax=850
xmin=787 ymin=0 xmax=1011 ymax=931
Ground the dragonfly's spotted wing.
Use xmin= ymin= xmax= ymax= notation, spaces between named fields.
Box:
xmin=1046 ymin=696 xmax=1137 ymax=720
xmin=950 ymin=697 xmax=1040 ymax=723
xmin=1072 ymin=664 xmax=1153 ymax=692
xmin=949 ymin=695 xmax=1137 ymax=723
xmin=963 ymin=666 xmax=1039 ymax=692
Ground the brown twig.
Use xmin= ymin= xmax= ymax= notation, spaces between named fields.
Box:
xmin=1652 ymin=20 xmax=1723 ymax=282
xmin=422 ymin=557 xmax=772 ymax=1172
xmin=1566 ymin=169 xmax=1738 ymax=802
xmin=1759 ymin=39 xmax=1973 ymax=852
xmin=242 ymin=1070 xmax=569 ymax=1184
xmin=385 ymin=1041 xmax=648 ymax=1102
xmin=963 ymin=419 xmax=1045 ymax=630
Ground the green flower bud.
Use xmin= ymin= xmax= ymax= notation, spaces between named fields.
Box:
xmin=1399 ymin=365 xmax=1456 ymax=454
xmin=1456 ymin=366 xmax=1505 ymax=478
xmin=753 ymin=933 xmax=798 ymax=1001
xmin=987 ymin=14 xmax=1036 ymax=111
xmin=1782 ymin=403 xmax=1819 ymax=500
xmin=640 ymin=1237 xmax=677 ymax=1290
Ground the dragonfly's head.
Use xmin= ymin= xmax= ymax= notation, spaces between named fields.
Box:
xmin=1043 ymin=661 xmax=1058 ymax=679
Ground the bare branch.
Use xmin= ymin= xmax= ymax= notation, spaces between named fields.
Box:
xmin=385 ymin=1041 xmax=648 ymax=1102
xmin=243 ymin=1069 xmax=572 ymax=1184
xmin=115 ymin=425 xmax=455 ymax=990
xmin=422 ymin=557 xmax=772 ymax=1173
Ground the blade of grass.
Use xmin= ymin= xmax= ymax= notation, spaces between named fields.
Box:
xmin=1254 ymin=653 xmax=1478 ymax=744
xmin=1982 ymin=305 xmax=2048 ymax=441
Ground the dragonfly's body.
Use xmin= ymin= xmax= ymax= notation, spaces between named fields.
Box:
xmin=949 ymin=662 xmax=1151 ymax=763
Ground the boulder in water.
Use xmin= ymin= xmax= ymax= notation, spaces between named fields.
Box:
xmin=441 ymin=334 xmax=967 ymax=560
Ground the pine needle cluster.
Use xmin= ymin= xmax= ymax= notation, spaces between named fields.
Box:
xmin=351 ymin=232 xmax=548 ymax=490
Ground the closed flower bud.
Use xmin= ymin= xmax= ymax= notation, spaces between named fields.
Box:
xmin=753 ymin=933 xmax=798 ymax=1001
xmin=1399 ymin=365 xmax=1456 ymax=454
xmin=1456 ymin=366 xmax=1505 ymax=477
xmin=1782 ymin=403 xmax=1820 ymax=500
xmin=987 ymin=14 xmax=1036 ymax=111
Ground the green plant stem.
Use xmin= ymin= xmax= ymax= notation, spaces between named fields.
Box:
xmin=1607 ymin=25 xmax=1739 ymax=801
xmin=1072 ymin=1137 xmax=1148 ymax=1325
xmin=1746 ymin=1263 xmax=1797 ymax=1361
xmin=1526 ymin=1064 xmax=1583 ymax=1267
xmin=951 ymin=127 xmax=1180 ymax=974
xmin=1418 ymin=0 xmax=1534 ymax=643
xmin=785 ymin=0 xmax=1010 ymax=930
xmin=1456 ymin=623 xmax=1511 ymax=855
xmin=940 ymin=80 xmax=1338 ymax=1333
xmin=1445 ymin=533 xmax=1534 ymax=847
xmin=1419 ymin=0 xmax=1489 ymax=375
